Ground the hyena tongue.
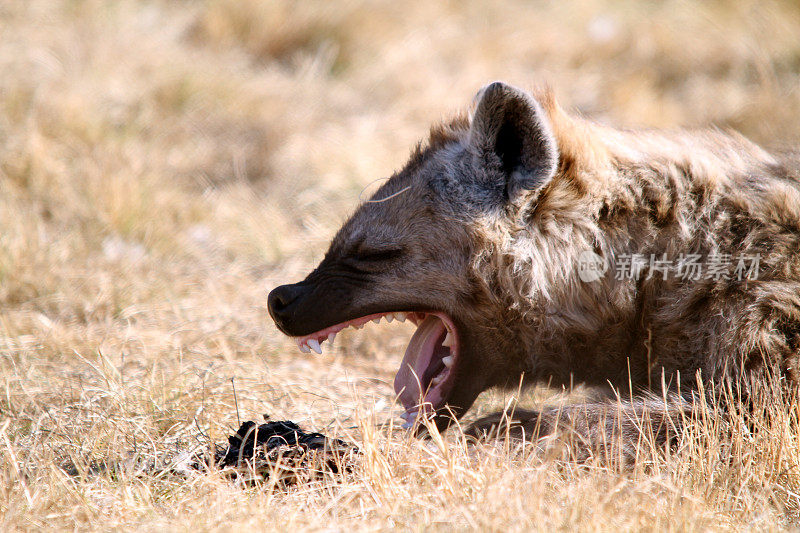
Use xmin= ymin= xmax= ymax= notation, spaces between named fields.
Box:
xmin=394 ymin=315 xmax=446 ymax=412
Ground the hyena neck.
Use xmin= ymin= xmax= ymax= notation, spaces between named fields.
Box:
xmin=469 ymin=179 xmax=618 ymax=387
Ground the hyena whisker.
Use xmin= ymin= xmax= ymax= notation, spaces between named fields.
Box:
xmin=366 ymin=186 xmax=411 ymax=204
xmin=359 ymin=176 xmax=412 ymax=204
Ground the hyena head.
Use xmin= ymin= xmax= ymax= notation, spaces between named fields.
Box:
xmin=268 ymin=82 xmax=559 ymax=430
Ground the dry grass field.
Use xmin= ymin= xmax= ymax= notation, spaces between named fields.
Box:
xmin=2 ymin=0 xmax=800 ymax=530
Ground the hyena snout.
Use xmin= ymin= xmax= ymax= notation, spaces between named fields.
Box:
xmin=267 ymin=283 xmax=307 ymax=333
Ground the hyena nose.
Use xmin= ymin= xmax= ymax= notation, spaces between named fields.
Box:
xmin=267 ymin=284 xmax=305 ymax=327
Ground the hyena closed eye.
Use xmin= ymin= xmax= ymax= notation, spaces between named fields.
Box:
xmin=268 ymin=81 xmax=800 ymax=458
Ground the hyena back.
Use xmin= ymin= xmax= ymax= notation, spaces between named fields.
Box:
xmin=268 ymin=81 xmax=800 ymax=458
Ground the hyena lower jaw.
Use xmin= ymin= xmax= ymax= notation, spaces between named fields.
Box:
xmin=291 ymin=311 xmax=460 ymax=428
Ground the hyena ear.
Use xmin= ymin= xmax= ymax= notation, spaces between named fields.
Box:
xmin=468 ymin=81 xmax=558 ymax=200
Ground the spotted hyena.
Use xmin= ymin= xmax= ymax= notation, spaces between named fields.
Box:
xmin=268 ymin=81 xmax=800 ymax=456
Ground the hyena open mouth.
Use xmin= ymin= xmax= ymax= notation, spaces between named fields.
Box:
xmin=291 ymin=311 xmax=459 ymax=428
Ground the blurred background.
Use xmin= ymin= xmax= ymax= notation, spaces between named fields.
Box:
xmin=1 ymin=0 xmax=800 ymax=457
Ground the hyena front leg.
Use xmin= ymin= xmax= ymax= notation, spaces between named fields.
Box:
xmin=466 ymin=397 xmax=687 ymax=463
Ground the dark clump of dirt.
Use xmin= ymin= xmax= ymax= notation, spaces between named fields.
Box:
xmin=190 ymin=416 xmax=360 ymax=486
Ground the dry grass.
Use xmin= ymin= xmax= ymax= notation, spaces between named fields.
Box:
xmin=2 ymin=0 xmax=800 ymax=530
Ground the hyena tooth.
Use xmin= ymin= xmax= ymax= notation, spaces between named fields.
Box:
xmin=328 ymin=332 xmax=336 ymax=345
xmin=396 ymin=313 xmax=407 ymax=322
xmin=372 ymin=317 xmax=381 ymax=324
xmin=442 ymin=331 xmax=454 ymax=347
xmin=385 ymin=314 xmax=394 ymax=323
xmin=299 ymin=343 xmax=311 ymax=354
xmin=307 ymin=339 xmax=322 ymax=354
xmin=355 ymin=323 xmax=364 ymax=330
xmin=442 ymin=355 xmax=454 ymax=368
xmin=430 ymin=375 xmax=444 ymax=386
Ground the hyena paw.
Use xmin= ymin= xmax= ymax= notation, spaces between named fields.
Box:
xmin=465 ymin=409 xmax=549 ymax=441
